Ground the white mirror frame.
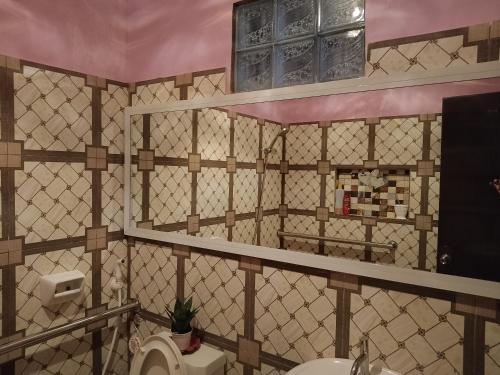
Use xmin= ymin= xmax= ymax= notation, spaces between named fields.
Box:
xmin=124 ymin=62 xmax=500 ymax=300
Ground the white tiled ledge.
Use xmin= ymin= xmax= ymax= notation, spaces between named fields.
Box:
xmin=126 ymin=227 xmax=500 ymax=300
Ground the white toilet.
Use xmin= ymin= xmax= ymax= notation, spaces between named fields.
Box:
xmin=130 ymin=331 xmax=226 ymax=375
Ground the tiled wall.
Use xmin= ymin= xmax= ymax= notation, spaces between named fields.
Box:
xmin=130 ymin=241 xmax=500 ymax=375
xmin=0 ymin=58 xmax=128 ymax=374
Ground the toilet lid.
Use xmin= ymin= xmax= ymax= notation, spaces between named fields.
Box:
xmin=130 ymin=331 xmax=187 ymax=375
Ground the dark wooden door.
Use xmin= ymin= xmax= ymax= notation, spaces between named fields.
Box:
xmin=438 ymin=92 xmax=500 ymax=281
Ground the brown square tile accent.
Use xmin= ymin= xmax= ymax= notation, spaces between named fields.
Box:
xmin=138 ymin=149 xmax=155 ymax=171
xmin=365 ymin=117 xmax=380 ymax=125
xmin=85 ymin=226 xmax=108 ymax=252
xmin=226 ymin=156 xmax=237 ymax=173
xmin=175 ymin=73 xmax=193 ymax=87
xmin=319 ymin=121 xmax=332 ymax=128
xmin=237 ymin=336 xmax=261 ymax=369
xmin=415 ymin=214 xmax=433 ymax=231
xmin=0 ymin=141 xmax=23 ymax=169
xmin=239 ymin=256 xmax=263 ymax=273
xmin=256 ymin=159 xmax=264 ymax=174
xmin=86 ymin=146 xmax=108 ymax=170
xmin=316 ymin=207 xmax=330 ymax=222
xmin=363 ymin=160 xmax=379 ymax=169
xmin=137 ymin=221 xmax=153 ymax=229
xmin=129 ymin=82 xmax=137 ymax=94
xmin=0 ymin=238 xmax=24 ymax=267
xmin=173 ymin=244 xmax=191 ymax=257
xmin=491 ymin=20 xmax=500 ymax=38
xmin=86 ymin=75 xmax=107 ymax=89
xmin=255 ymin=207 xmax=263 ymax=222
xmin=0 ymin=331 xmax=25 ymax=364
xmin=0 ymin=55 xmax=21 ymax=72
xmin=188 ymin=153 xmax=201 ymax=172
xmin=327 ymin=272 xmax=361 ymax=293
xmin=467 ymin=23 xmax=490 ymax=42
xmin=417 ymin=160 xmax=435 ymax=177
xmin=187 ymin=214 xmax=200 ymax=234
xmin=418 ymin=113 xmax=437 ymax=121
xmin=257 ymin=118 xmax=265 ymax=126
xmin=85 ymin=304 xmax=108 ymax=333
xmin=225 ymin=210 xmax=236 ymax=227
xmin=279 ymin=204 xmax=288 ymax=218
xmin=453 ymin=294 xmax=497 ymax=320
xmin=361 ymin=217 xmax=377 ymax=226
xmin=317 ymin=160 xmax=331 ymax=175
xmin=227 ymin=111 xmax=238 ymax=119
xmin=280 ymin=160 xmax=289 ymax=174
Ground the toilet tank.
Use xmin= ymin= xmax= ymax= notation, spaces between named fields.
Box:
xmin=183 ymin=344 xmax=226 ymax=375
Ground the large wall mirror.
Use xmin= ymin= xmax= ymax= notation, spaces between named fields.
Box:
xmin=125 ymin=69 xmax=500 ymax=296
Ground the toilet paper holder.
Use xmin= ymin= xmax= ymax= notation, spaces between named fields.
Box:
xmin=40 ymin=270 xmax=85 ymax=306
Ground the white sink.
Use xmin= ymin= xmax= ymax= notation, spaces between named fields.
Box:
xmin=286 ymin=358 xmax=402 ymax=375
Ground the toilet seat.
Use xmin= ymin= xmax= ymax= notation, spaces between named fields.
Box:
xmin=130 ymin=331 xmax=187 ymax=375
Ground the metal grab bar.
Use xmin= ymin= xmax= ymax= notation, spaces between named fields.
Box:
xmin=277 ymin=231 xmax=398 ymax=251
xmin=0 ymin=301 xmax=140 ymax=356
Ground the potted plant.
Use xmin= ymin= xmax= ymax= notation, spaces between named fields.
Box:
xmin=166 ymin=297 xmax=199 ymax=351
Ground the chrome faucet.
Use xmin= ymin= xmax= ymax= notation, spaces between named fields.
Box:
xmin=350 ymin=336 xmax=369 ymax=375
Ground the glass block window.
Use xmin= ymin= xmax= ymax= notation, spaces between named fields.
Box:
xmin=234 ymin=0 xmax=365 ymax=92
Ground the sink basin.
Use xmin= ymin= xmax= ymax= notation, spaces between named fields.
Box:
xmin=286 ymin=358 xmax=401 ymax=375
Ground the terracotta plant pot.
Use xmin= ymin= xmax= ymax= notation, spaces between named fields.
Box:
xmin=171 ymin=330 xmax=192 ymax=351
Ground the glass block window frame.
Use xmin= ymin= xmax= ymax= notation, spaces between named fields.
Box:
xmin=233 ymin=0 xmax=365 ymax=92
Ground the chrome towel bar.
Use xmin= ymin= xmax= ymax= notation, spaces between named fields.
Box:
xmin=277 ymin=231 xmax=398 ymax=251
xmin=0 ymin=300 xmax=140 ymax=357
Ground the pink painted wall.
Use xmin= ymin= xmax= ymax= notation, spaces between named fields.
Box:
xmin=127 ymin=0 xmax=500 ymax=82
xmin=0 ymin=0 xmax=128 ymax=82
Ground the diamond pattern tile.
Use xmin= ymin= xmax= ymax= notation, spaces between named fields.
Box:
xmin=150 ymin=110 xmax=192 ymax=158
xmin=283 ymin=215 xmax=319 ymax=253
xmin=428 ymin=173 xmax=440 ymax=221
xmin=102 ymin=326 xmax=128 ymax=375
xmin=254 ymin=365 xmax=287 ymax=375
xmin=234 ymin=115 xmax=259 ymax=163
xmin=102 ymin=84 xmax=128 ymax=154
xmin=16 ymin=247 xmax=92 ymax=338
xmin=199 ymin=224 xmax=227 ymax=240
xmin=286 ymin=171 xmax=320 ymax=209
xmin=130 ymin=165 xmax=143 ymax=223
xmin=136 ymin=319 xmax=164 ymax=339
xmin=324 ymin=172 xmax=337 ymax=211
xmin=427 ymin=228 xmax=438 ymax=272
xmin=325 ymin=219 xmax=365 ymax=260
xmin=131 ymin=242 xmax=177 ymax=315
xmin=14 ymin=66 xmax=92 ymax=152
xmin=430 ymin=116 xmax=442 ymax=165
xmin=187 ymin=72 xmax=226 ymax=99
xmin=198 ymin=108 xmax=231 ymax=160
xmin=232 ymin=218 xmax=256 ymax=244
xmin=102 ymin=164 xmax=124 ymax=232
xmin=185 ymin=253 xmax=245 ymax=341
xmin=287 ymin=125 xmax=321 ymax=165
xmin=198 ymin=168 xmax=229 ymax=218
xmin=260 ymin=215 xmax=280 ymax=248
xmin=328 ymin=121 xmax=368 ymax=164
xmin=375 ymin=117 xmax=423 ymax=165
xmin=372 ymin=223 xmax=419 ymax=269
xmin=409 ymin=172 xmax=421 ymax=219
xmin=131 ymin=115 xmax=143 ymax=156
xmin=485 ymin=322 xmax=500 ymax=375
xmin=15 ymin=162 xmax=92 ymax=243
xmin=367 ymin=36 xmax=478 ymax=77
xmin=149 ymin=166 xmax=190 ymax=225
xmin=255 ymin=267 xmax=337 ymax=362
xmin=350 ymin=286 xmax=464 ymax=375
xmin=132 ymin=80 xmax=179 ymax=105
xmin=262 ymin=170 xmax=281 ymax=211
xmin=234 ymin=169 xmax=258 ymax=214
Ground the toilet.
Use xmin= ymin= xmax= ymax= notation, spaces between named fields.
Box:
xmin=130 ymin=331 xmax=226 ymax=375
